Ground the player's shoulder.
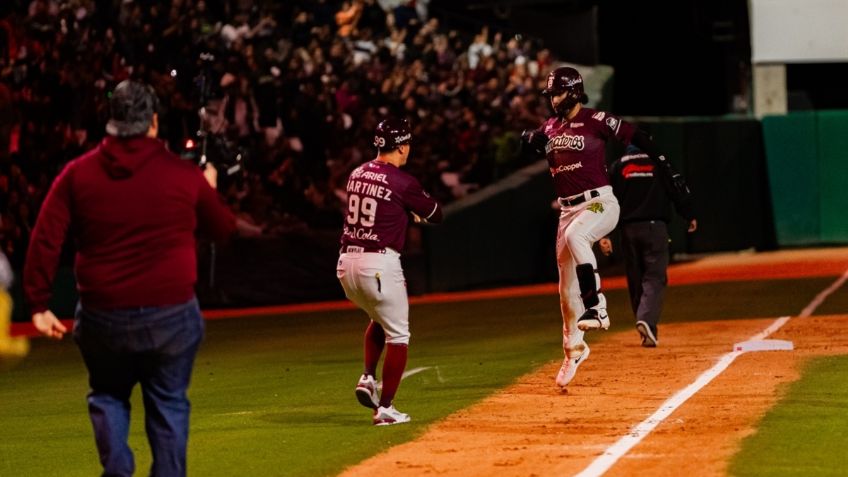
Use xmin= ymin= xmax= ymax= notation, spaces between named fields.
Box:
xmin=582 ymin=107 xmax=628 ymax=134
xmin=581 ymin=107 xmax=610 ymax=123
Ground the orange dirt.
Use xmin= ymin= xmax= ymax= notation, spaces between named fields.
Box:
xmin=340 ymin=249 xmax=848 ymax=477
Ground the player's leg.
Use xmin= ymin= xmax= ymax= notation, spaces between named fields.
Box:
xmin=370 ymin=251 xmax=412 ymax=425
xmin=363 ymin=320 xmax=385 ymax=377
xmin=564 ymin=190 xmax=620 ymax=331
xmin=621 ymin=223 xmax=644 ymax=317
xmin=635 ymin=221 xmax=669 ymax=347
xmin=556 ymin=212 xmax=587 ymax=357
xmin=555 ymin=211 xmax=590 ymax=387
xmin=355 ymin=320 xmax=384 ymax=409
xmin=338 ymin=254 xmax=383 ymax=408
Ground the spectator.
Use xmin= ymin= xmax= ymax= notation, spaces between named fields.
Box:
xmin=23 ymin=80 xmax=237 ymax=477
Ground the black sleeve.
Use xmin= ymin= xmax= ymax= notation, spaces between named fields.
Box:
xmin=630 ymin=128 xmax=695 ymax=220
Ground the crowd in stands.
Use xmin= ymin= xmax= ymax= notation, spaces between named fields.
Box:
xmin=0 ymin=0 xmax=557 ymax=267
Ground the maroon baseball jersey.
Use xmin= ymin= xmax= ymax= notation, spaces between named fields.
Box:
xmin=340 ymin=160 xmax=441 ymax=252
xmin=540 ymin=107 xmax=636 ymax=198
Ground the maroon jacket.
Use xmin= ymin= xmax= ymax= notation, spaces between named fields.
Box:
xmin=24 ymin=136 xmax=237 ymax=313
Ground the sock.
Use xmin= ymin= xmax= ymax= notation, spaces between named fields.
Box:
xmin=363 ymin=321 xmax=385 ymax=377
xmin=378 ymin=343 xmax=408 ymax=408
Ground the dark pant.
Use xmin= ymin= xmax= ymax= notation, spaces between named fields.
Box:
xmin=621 ymin=221 xmax=669 ymax=330
xmin=73 ymin=298 xmax=204 ymax=477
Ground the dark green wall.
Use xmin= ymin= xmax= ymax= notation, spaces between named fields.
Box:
xmin=762 ymin=111 xmax=848 ymax=245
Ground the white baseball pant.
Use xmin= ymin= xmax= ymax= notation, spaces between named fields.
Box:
xmin=336 ymin=249 xmax=410 ymax=344
xmin=556 ymin=185 xmax=620 ymax=358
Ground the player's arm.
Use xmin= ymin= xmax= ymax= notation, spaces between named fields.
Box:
xmin=404 ymin=180 xmax=443 ymax=224
xmin=520 ymin=127 xmax=549 ymax=158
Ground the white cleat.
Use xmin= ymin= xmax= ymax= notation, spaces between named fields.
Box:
xmin=556 ymin=346 xmax=590 ymax=387
xmin=355 ymin=374 xmax=380 ymax=409
xmin=373 ymin=405 xmax=411 ymax=426
xmin=577 ymin=309 xmax=610 ymax=331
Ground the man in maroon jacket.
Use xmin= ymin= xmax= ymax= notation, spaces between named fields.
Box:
xmin=23 ymin=80 xmax=237 ymax=477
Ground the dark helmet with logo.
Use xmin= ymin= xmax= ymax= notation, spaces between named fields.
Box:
xmin=373 ymin=117 xmax=412 ymax=152
xmin=541 ymin=66 xmax=588 ymax=115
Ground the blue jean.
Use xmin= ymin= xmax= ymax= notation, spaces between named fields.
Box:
xmin=73 ymin=297 xmax=204 ymax=477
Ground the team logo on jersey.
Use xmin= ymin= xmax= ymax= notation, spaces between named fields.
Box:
xmin=592 ymin=111 xmax=605 ymax=121
xmin=570 ymin=122 xmax=584 ymax=128
xmin=587 ymin=203 xmax=604 ymax=214
xmin=605 ymin=117 xmax=621 ymax=133
xmin=546 ymin=133 xmax=585 ymax=152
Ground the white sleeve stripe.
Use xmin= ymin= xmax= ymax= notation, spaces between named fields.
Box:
xmin=425 ymin=203 xmax=439 ymax=220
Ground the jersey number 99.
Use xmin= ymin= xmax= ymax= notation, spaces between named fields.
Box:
xmin=347 ymin=194 xmax=377 ymax=227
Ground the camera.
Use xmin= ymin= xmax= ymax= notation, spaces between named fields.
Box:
xmin=180 ymin=121 xmax=245 ymax=179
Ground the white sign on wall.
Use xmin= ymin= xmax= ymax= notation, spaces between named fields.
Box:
xmin=750 ymin=0 xmax=848 ymax=63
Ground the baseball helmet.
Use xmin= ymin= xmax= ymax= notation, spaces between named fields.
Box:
xmin=541 ymin=67 xmax=588 ymax=115
xmin=373 ymin=118 xmax=412 ymax=151
xmin=106 ymin=80 xmax=160 ymax=138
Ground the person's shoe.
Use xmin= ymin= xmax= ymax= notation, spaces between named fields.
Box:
xmin=636 ymin=321 xmax=658 ymax=347
xmin=355 ymin=374 xmax=380 ymax=409
xmin=577 ymin=308 xmax=610 ymax=331
xmin=373 ymin=405 xmax=411 ymax=426
xmin=555 ymin=345 xmax=590 ymax=387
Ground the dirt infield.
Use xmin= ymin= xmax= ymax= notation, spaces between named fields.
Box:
xmin=340 ymin=249 xmax=848 ymax=477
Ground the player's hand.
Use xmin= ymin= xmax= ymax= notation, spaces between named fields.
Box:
xmin=32 ymin=310 xmax=67 ymax=340
xmin=688 ymin=219 xmax=698 ymax=233
xmin=598 ymin=237 xmax=613 ymax=256
xmin=521 ymin=129 xmax=549 ymax=157
xmin=203 ymin=163 xmax=218 ymax=190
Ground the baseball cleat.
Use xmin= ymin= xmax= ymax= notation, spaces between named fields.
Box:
xmin=355 ymin=374 xmax=380 ymax=409
xmin=577 ymin=308 xmax=610 ymax=331
xmin=556 ymin=345 xmax=590 ymax=387
xmin=373 ymin=405 xmax=411 ymax=426
xmin=636 ymin=321 xmax=658 ymax=347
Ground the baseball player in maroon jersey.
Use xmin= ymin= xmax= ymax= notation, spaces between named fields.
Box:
xmin=337 ymin=118 xmax=442 ymax=425
xmin=521 ymin=66 xmax=691 ymax=387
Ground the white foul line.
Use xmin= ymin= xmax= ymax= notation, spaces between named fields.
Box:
xmin=800 ymin=268 xmax=848 ymax=317
xmin=376 ymin=366 xmax=431 ymax=389
xmin=573 ymin=269 xmax=848 ymax=477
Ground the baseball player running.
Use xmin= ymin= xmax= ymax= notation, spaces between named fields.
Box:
xmin=337 ymin=118 xmax=442 ymax=425
xmin=521 ymin=66 xmax=691 ymax=387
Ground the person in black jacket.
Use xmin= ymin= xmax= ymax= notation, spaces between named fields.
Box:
xmin=599 ymin=144 xmax=696 ymax=347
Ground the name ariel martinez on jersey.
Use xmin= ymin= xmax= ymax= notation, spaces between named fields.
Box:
xmin=343 ymin=168 xmax=393 ymax=242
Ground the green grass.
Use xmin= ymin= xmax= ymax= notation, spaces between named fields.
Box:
xmin=0 ymin=276 xmax=843 ymax=476
xmin=729 ymin=355 xmax=848 ymax=476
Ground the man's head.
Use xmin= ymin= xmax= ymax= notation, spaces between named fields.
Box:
xmin=541 ymin=66 xmax=588 ymax=117
xmin=374 ymin=117 xmax=412 ymax=165
xmin=106 ymin=80 xmax=159 ymax=138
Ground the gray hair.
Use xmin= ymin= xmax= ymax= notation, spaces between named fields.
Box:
xmin=105 ymin=80 xmax=159 ymax=137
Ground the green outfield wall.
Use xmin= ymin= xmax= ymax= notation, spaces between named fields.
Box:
xmin=762 ymin=111 xmax=848 ymax=245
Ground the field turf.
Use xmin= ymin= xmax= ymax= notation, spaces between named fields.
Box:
xmin=0 ymin=276 xmax=843 ymax=476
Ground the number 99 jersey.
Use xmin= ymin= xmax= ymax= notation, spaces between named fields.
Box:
xmin=340 ymin=160 xmax=442 ymax=253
